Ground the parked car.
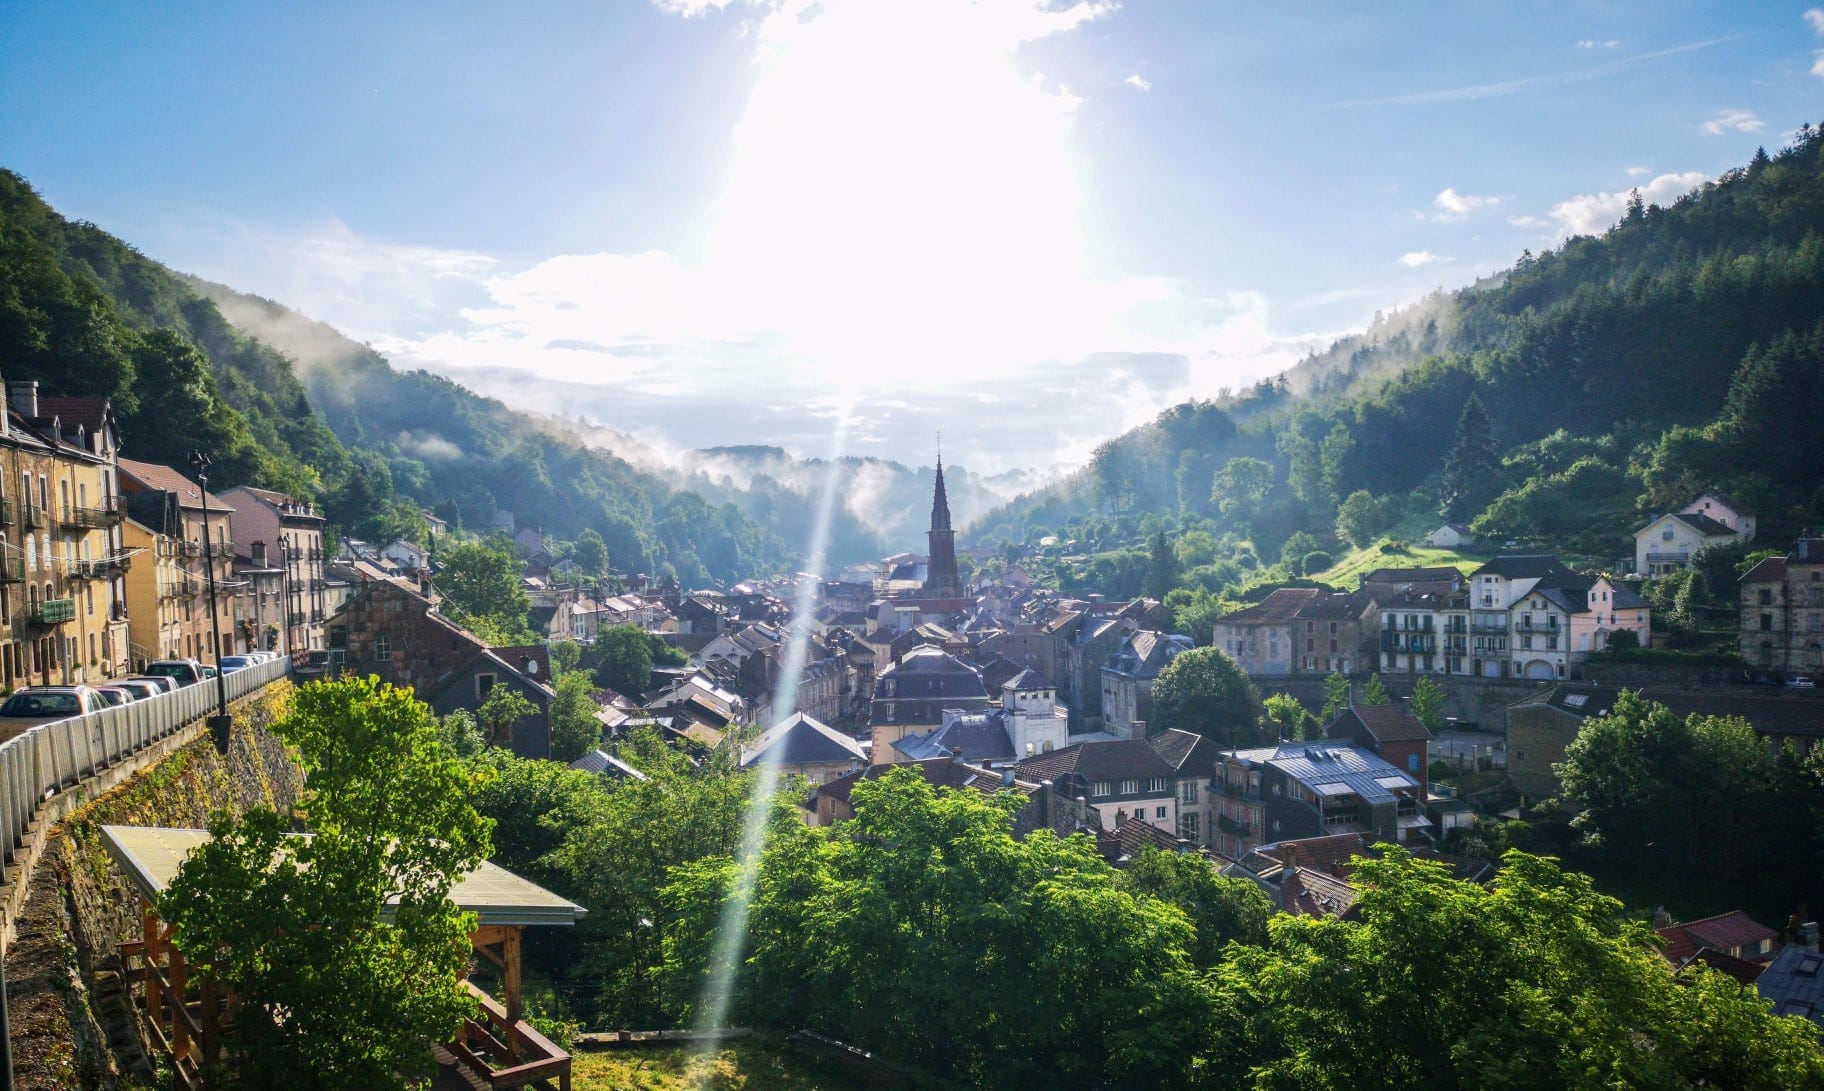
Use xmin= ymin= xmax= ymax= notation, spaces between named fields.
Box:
xmin=91 ymin=686 xmax=135 ymax=707
xmin=112 ymin=679 xmax=166 ymax=701
xmin=217 ymin=655 xmax=257 ymax=673
xmin=0 ymin=686 xmax=105 ymax=731
xmin=126 ymin=674 xmax=179 ymax=694
xmin=142 ymin=659 xmax=205 ymax=687
xmin=1789 ymin=676 xmax=1816 ymax=690
xmin=200 ymin=665 xmax=219 ymax=680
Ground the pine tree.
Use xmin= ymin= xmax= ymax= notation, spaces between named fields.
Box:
xmin=1438 ymin=394 xmax=1502 ymax=521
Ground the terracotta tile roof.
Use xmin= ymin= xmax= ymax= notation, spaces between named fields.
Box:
xmin=1680 ymin=947 xmax=1767 ymax=986
xmin=117 ymin=457 xmax=235 ymax=512
xmin=1658 ymin=911 xmax=1778 ymax=962
xmin=1261 ymin=833 xmax=1367 ymax=876
xmin=30 ymin=395 xmax=111 ymax=433
xmin=1740 ymin=556 xmax=1787 ymax=584
xmin=1346 ymin=703 xmax=1433 ymax=743
xmin=1013 ymin=737 xmax=1178 ymax=784
xmin=1279 ymin=867 xmax=1358 ymax=917
xmin=1220 ymin=587 xmax=1320 ymax=626
xmin=1096 ymin=816 xmax=1200 ymax=865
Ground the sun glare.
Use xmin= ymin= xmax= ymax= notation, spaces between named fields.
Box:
xmin=707 ymin=0 xmax=1101 ymax=378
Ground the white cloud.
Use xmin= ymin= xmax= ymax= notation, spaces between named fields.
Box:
xmin=1399 ymin=251 xmax=1443 ymax=267
xmin=1124 ymin=73 xmax=1151 ymax=91
xmin=1431 ymin=187 xmax=1500 ymax=219
xmin=1548 ymin=171 xmax=1709 ymax=236
xmin=1575 ymin=39 xmax=1620 ymax=49
xmin=651 ymin=0 xmax=737 ymax=14
xmin=1702 ymin=108 xmax=1765 ymax=136
xmin=1813 ymin=51 xmax=1824 ymax=78
xmin=1625 ymin=165 xmax=1651 ymax=178
xmin=1505 ymin=214 xmax=1544 ymax=228
xmin=1807 ymin=8 xmax=1824 ymax=35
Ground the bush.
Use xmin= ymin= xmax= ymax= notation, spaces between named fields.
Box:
xmin=1300 ymin=550 xmax=1333 ymax=575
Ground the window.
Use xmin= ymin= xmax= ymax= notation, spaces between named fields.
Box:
xmin=1662 ymin=527 xmax=1675 ymax=541
xmin=1762 ymin=613 xmax=1775 ymax=631
xmin=1146 ymin=777 xmax=1167 ymax=794
xmin=373 ymin=635 xmax=392 ymax=662
xmin=1180 ymin=781 xmax=1198 ymax=804
xmin=1760 ymin=588 xmax=1774 ymax=605
xmin=1090 ymin=781 xmax=1110 ymax=798
xmin=1407 ymin=754 xmax=1419 ymax=772
xmin=476 ymin=673 xmax=497 ymax=699
xmin=1118 ymin=779 xmax=1139 ymax=795
xmin=1155 ymin=806 xmax=1167 ymax=820
xmin=1179 ymin=812 xmax=1200 ymax=840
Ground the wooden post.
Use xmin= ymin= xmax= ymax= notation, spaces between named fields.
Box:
xmin=142 ymin=904 xmax=162 ymax=1035
xmin=167 ymin=928 xmax=190 ymax=1062
xmin=502 ymin=927 xmax=523 ymax=1025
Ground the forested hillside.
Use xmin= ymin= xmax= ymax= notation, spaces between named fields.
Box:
xmin=971 ymin=127 xmax=1824 ymax=586
xmin=0 ymin=169 xmax=807 ymax=585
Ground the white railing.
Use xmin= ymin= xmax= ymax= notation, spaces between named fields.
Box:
xmin=0 ymin=656 xmax=291 ymax=878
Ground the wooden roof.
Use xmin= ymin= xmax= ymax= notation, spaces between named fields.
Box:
xmin=101 ymin=826 xmax=586 ymax=927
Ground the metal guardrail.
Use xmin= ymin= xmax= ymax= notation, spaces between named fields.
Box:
xmin=0 ymin=656 xmax=291 ymax=879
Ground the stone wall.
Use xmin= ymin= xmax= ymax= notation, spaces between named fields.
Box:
xmin=1255 ymin=674 xmax=1545 ymax=732
xmin=7 ymin=683 xmax=302 ymax=1090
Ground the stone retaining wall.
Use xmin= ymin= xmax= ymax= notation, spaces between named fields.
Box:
xmin=7 ymin=683 xmax=302 ymax=1090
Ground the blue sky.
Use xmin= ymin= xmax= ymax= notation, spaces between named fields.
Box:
xmin=3 ymin=2 xmax=1819 ymax=474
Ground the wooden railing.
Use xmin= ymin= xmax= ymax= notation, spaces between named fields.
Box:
xmin=0 ymin=656 xmax=291 ymax=880
xmin=446 ymin=980 xmax=572 ymax=1091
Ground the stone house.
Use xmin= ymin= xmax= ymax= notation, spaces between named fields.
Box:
xmin=119 ymin=457 xmax=238 ymax=672
xmin=740 ymin=712 xmax=864 ymax=787
xmin=1504 ymin=683 xmax=1617 ymax=799
xmin=1099 ymin=630 xmax=1193 ymax=739
xmin=1739 ymin=539 xmax=1824 ymax=677
xmin=328 ymin=579 xmax=554 ymax=760
xmin=218 ymin=485 xmax=328 ymax=657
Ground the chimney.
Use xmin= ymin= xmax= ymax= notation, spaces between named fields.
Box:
xmin=949 ymin=745 xmax=964 ymax=763
xmin=8 ymin=380 xmax=37 ymax=419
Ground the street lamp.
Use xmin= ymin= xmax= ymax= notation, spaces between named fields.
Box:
xmin=189 ymin=452 xmax=232 ymax=753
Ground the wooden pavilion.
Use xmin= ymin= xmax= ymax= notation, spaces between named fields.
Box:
xmin=101 ymin=824 xmax=587 ymax=1090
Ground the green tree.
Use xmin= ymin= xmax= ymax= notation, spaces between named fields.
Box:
xmin=593 ymin=624 xmax=655 ymax=697
xmin=436 ymin=538 xmax=532 ymax=638
xmin=572 ymin=528 xmax=610 ymax=577
xmin=1320 ymin=671 xmax=1351 ymax=723
xmin=160 ymin=677 xmax=493 ymax=1089
xmin=1438 ymin=393 xmax=1502 ymax=521
xmin=477 ymin=683 xmax=537 ymax=750
xmin=1210 ymin=456 xmax=1275 ymax=536
xmin=1279 ymin=531 xmax=1323 ymax=573
xmin=1207 ymin=848 xmax=1824 ymax=1089
xmin=1150 ymin=645 xmax=1261 ymax=747
xmin=1360 ymin=674 xmax=1391 ymax=706
xmin=1263 ymin=692 xmax=1315 ymax=740
xmin=1409 ymin=675 xmax=1445 ymax=733
xmin=1335 ymin=489 xmax=1388 ymax=549
xmin=660 ymin=769 xmax=1209 ymax=1088
xmin=1121 ymin=846 xmax=1272 ymax=968
xmin=550 ymin=670 xmax=602 ymax=762
xmin=1144 ymin=529 xmax=1182 ymax=599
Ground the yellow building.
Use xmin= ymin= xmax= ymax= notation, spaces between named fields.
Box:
xmin=0 ymin=384 xmax=131 ymax=689
xmin=121 ymin=517 xmax=187 ymax=663
xmin=118 ymin=458 xmax=237 ymax=668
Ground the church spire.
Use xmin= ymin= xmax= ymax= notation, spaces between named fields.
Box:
xmin=930 ymin=451 xmax=953 ymax=533
xmin=923 ymin=443 xmax=961 ymax=598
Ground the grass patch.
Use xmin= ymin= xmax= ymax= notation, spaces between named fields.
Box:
xmin=1313 ymin=535 xmax=1490 ymax=588
xmin=571 ymin=1037 xmax=871 ymax=1091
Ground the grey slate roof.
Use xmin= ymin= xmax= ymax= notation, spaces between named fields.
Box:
xmin=742 ymin=712 xmax=865 ymax=768
xmin=894 ymin=712 xmax=1018 ymax=763
xmin=1667 ymin=512 xmax=1738 ymax=537
xmin=1757 ymin=943 xmax=1824 ymax=1027
xmin=1472 ymin=554 xmax=1572 ymax=581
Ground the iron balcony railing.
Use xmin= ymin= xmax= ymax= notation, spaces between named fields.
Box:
xmin=0 ymin=557 xmax=22 ymax=583
xmin=21 ymin=504 xmax=47 ymax=530
xmin=29 ymin=598 xmax=76 ymax=625
xmin=61 ymin=500 xmax=123 ymax=530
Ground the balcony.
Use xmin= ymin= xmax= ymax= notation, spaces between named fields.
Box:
xmin=1645 ymin=551 xmax=1691 ymax=566
xmin=1216 ymin=815 xmax=1254 ymax=837
xmin=1471 ymin=617 xmax=1509 ymax=633
xmin=61 ymin=500 xmax=123 ymax=530
xmin=1517 ymin=619 xmax=1559 ymax=633
xmin=29 ymin=598 xmax=76 ymax=625
xmin=201 ymin=540 xmax=237 ymax=559
xmin=21 ymin=504 xmax=46 ymax=530
xmin=289 ymin=611 xmax=306 ymax=626
xmin=1381 ymin=633 xmax=1435 ymax=653
xmin=161 ymin=577 xmax=200 ymax=600
xmin=0 ymin=557 xmax=20 ymax=583
xmin=176 ymin=540 xmax=203 ymax=559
